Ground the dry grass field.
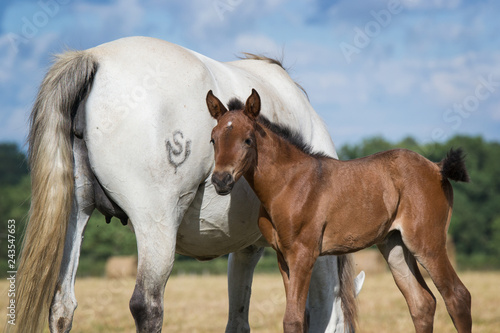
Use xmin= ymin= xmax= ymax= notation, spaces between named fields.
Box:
xmin=2 ymin=271 xmax=499 ymax=332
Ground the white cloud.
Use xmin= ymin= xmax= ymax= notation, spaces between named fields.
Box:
xmin=490 ymin=106 xmax=500 ymax=121
xmin=73 ymin=0 xmax=145 ymax=36
xmin=234 ymin=34 xmax=280 ymax=55
xmin=0 ymin=35 xmax=19 ymax=83
xmin=0 ymin=107 xmax=29 ymax=143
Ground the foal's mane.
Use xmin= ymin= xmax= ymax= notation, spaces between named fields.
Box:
xmin=257 ymin=116 xmax=329 ymax=159
xmin=227 ymin=99 xmax=328 ymax=159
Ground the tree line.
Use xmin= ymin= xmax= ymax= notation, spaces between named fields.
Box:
xmin=1 ymin=135 xmax=499 ymax=276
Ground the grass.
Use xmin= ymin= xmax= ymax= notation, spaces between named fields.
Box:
xmin=1 ymin=271 xmax=499 ymax=332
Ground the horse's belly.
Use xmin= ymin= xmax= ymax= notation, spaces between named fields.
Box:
xmin=176 ymin=178 xmax=262 ymax=259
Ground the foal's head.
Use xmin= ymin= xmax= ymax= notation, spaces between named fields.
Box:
xmin=206 ymin=89 xmax=261 ymax=195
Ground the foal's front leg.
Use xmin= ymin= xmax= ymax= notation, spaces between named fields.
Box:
xmin=279 ymin=247 xmax=318 ymax=333
xmin=258 ymin=208 xmax=318 ymax=332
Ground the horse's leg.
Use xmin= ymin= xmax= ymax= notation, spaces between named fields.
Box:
xmin=128 ymin=190 xmax=198 ymax=333
xmin=377 ymin=232 xmax=436 ymax=333
xmin=49 ymin=205 xmax=93 ymax=333
xmin=280 ymin=249 xmax=318 ymax=333
xmin=225 ymin=244 xmax=265 ymax=333
xmin=307 ymin=256 xmax=345 ymax=333
xmin=129 ymin=215 xmax=178 ymax=332
xmin=308 ymin=255 xmax=365 ymax=333
xmin=49 ymin=138 xmax=94 ymax=333
xmin=409 ymin=239 xmax=472 ymax=332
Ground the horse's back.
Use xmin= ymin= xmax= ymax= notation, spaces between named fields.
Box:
xmin=378 ymin=149 xmax=442 ymax=190
xmin=344 ymin=149 xmax=450 ymax=233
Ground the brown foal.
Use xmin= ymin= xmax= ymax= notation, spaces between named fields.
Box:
xmin=206 ymin=89 xmax=472 ymax=333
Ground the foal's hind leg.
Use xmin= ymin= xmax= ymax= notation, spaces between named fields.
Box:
xmin=415 ymin=245 xmax=472 ymax=332
xmin=378 ymin=232 xmax=436 ymax=333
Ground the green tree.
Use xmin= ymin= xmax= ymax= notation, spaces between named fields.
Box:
xmin=0 ymin=175 xmax=31 ymax=276
xmin=78 ymin=213 xmax=137 ymax=276
xmin=338 ymin=136 xmax=393 ymax=160
xmin=0 ymin=143 xmax=29 ymax=187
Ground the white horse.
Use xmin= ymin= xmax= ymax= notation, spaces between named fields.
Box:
xmin=12 ymin=36 xmax=364 ymax=333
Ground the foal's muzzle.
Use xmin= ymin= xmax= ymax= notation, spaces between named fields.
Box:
xmin=211 ymin=171 xmax=235 ymax=196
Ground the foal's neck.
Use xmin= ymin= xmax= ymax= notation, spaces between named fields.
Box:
xmin=244 ymin=122 xmax=320 ymax=205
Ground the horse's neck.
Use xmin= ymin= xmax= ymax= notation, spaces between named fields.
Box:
xmin=245 ymin=126 xmax=311 ymax=205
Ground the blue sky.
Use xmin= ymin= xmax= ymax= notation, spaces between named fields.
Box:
xmin=1 ymin=0 xmax=499 ymax=149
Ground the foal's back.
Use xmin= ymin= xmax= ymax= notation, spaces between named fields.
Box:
xmin=319 ymin=149 xmax=448 ymax=254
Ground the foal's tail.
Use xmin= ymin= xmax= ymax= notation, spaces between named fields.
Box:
xmin=9 ymin=51 xmax=97 ymax=333
xmin=338 ymin=254 xmax=358 ymax=332
xmin=439 ymin=148 xmax=470 ymax=183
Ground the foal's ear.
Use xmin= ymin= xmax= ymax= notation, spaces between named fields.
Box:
xmin=244 ymin=89 xmax=261 ymax=120
xmin=206 ymin=90 xmax=228 ymax=120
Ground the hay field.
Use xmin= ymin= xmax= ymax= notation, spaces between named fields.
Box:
xmin=1 ymin=271 xmax=499 ymax=332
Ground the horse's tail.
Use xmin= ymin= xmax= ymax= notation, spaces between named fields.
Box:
xmin=10 ymin=50 xmax=97 ymax=333
xmin=439 ymin=148 xmax=470 ymax=183
xmin=338 ymin=254 xmax=358 ymax=332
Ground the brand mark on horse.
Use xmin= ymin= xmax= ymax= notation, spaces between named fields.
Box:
xmin=166 ymin=130 xmax=191 ymax=173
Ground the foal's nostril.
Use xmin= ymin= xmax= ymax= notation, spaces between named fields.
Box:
xmin=223 ymin=173 xmax=233 ymax=184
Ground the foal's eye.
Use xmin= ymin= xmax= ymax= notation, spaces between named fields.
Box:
xmin=244 ymin=138 xmax=252 ymax=146
xmin=210 ymin=138 xmax=215 ymax=145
